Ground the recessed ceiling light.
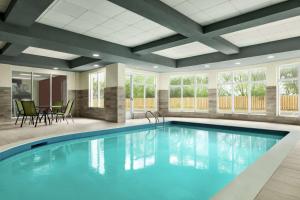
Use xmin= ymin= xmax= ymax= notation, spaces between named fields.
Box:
xmin=93 ymin=53 xmax=100 ymax=57
xmin=235 ymin=62 xmax=241 ymax=65
xmin=93 ymin=64 xmax=99 ymax=67
xmin=267 ymin=55 xmax=275 ymax=59
xmin=204 ymin=64 xmax=210 ymax=68
xmin=53 ymin=67 xmax=59 ymax=70
xmin=153 ymin=66 xmax=158 ymax=69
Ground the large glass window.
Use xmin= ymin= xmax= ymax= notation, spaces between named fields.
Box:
xmin=217 ymin=68 xmax=266 ymax=113
xmin=12 ymin=71 xmax=68 ymax=117
xmin=169 ymin=75 xmax=208 ymax=112
xmin=89 ymin=72 xmax=105 ymax=108
xmin=12 ymin=72 xmax=32 ymax=117
xmin=125 ymin=73 xmax=157 ymax=113
xmin=52 ymin=75 xmax=67 ymax=105
xmin=218 ymin=72 xmax=233 ymax=113
xmin=278 ymin=66 xmax=298 ymax=116
xmin=32 ymin=73 xmax=50 ymax=107
xmin=133 ymin=75 xmax=145 ymax=111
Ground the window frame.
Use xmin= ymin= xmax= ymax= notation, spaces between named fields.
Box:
xmin=126 ymin=73 xmax=158 ymax=112
xmin=277 ymin=64 xmax=299 ymax=117
xmin=169 ymin=74 xmax=208 ymax=112
xmin=88 ymin=71 xmax=105 ymax=108
xmin=217 ymin=68 xmax=267 ymax=114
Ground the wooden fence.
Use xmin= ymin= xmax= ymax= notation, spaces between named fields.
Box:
xmin=218 ymin=96 xmax=265 ymax=111
xmin=126 ymin=98 xmax=156 ymax=110
xmin=169 ymin=97 xmax=208 ymax=110
xmin=126 ymin=95 xmax=298 ymax=112
xmin=280 ymin=95 xmax=298 ymax=111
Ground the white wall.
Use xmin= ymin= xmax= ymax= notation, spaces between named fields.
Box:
xmin=0 ymin=64 xmax=12 ymax=87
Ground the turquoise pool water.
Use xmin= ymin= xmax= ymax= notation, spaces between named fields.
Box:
xmin=0 ymin=124 xmax=284 ymax=200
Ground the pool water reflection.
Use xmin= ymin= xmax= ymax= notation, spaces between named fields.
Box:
xmin=0 ymin=125 xmax=283 ymax=200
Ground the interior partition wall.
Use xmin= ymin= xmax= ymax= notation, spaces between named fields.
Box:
xmin=12 ymin=71 xmax=67 ymax=117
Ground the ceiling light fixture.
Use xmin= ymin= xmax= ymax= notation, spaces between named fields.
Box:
xmin=235 ymin=62 xmax=241 ymax=65
xmin=267 ymin=55 xmax=275 ymax=59
xmin=20 ymin=73 xmax=41 ymax=77
xmin=204 ymin=64 xmax=210 ymax=68
xmin=153 ymin=66 xmax=158 ymax=69
xmin=93 ymin=64 xmax=99 ymax=67
xmin=93 ymin=53 xmax=100 ymax=57
xmin=53 ymin=67 xmax=59 ymax=70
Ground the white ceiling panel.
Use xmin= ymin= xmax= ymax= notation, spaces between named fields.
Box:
xmin=222 ymin=16 xmax=300 ymax=47
xmin=23 ymin=47 xmax=80 ymax=60
xmin=160 ymin=0 xmax=286 ymax=25
xmin=153 ymin=42 xmax=217 ymax=59
xmin=0 ymin=0 xmax=11 ymax=12
xmin=36 ymin=0 xmax=176 ymax=47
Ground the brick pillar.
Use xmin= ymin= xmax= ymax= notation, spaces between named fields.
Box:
xmin=158 ymin=90 xmax=168 ymax=115
xmin=0 ymin=87 xmax=11 ymax=122
xmin=266 ymin=86 xmax=276 ymax=116
xmin=208 ymin=89 xmax=217 ymax=115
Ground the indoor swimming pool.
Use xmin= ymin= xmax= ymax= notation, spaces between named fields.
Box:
xmin=0 ymin=122 xmax=287 ymax=200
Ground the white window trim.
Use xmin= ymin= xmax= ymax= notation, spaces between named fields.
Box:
xmin=169 ymin=74 xmax=208 ymax=113
xmin=277 ymin=65 xmax=299 ymax=117
xmin=217 ymin=68 xmax=267 ymax=114
xmin=127 ymin=73 xmax=158 ymax=113
xmin=89 ymin=71 xmax=105 ymax=108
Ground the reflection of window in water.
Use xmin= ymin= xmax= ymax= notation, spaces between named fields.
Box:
xmin=90 ymin=139 xmax=105 ymax=175
xmin=217 ymin=132 xmax=273 ymax=175
xmin=169 ymin=127 xmax=209 ymax=170
xmin=125 ymin=130 xmax=156 ymax=171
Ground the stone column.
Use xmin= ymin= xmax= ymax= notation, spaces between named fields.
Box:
xmin=208 ymin=89 xmax=217 ymax=115
xmin=0 ymin=87 xmax=11 ymax=122
xmin=0 ymin=64 xmax=12 ymax=122
xmin=104 ymin=63 xmax=125 ymax=123
xmin=158 ymin=90 xmax=168 ymax=115
xmin=266 ymin=86 xmax=277 ymax=116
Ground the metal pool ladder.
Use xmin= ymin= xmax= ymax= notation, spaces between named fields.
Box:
xmin=145 ymin=111 xmax=165 ymax=125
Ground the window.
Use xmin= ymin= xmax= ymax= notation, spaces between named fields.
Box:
xmin=169 ymin=75 xmax=208 ymax=112
xmin=12 ymin=71 xmax=67 ymax=117
xmin=217 ymin=68 xmax=266 ymax=113
xmin=126 ymin=73 xmax=157 ymax=112
xmin=278 ymin=65 xmax=299 ymax=116
xmin=89 ymin=72 xmax=105 ymax=108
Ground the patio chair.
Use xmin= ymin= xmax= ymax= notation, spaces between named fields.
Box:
xmin=15 ymin=100 xmax=24 ymax=125
xmin=21 ymin=101 xmax=48 ymax=127
xmin=51 ymin=100 xmax=63 ymax=121
xmin=55 ymin=99 xmax=74 ymax=124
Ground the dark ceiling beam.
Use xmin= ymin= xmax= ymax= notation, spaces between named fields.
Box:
xmin=132 ymin=34 xmax=193 ymax=54
xmin=204 ymin=0 xmax=300 ymax=36
xmin=108 ymin=0 xmax=239 ymax=54
xmin=1 ymin=0 xmax=55 ymax=56
xmin=1 ymin=42 xmax=27 ymax=56
xmin=130 ymin=0 xmax=300 ymax=55
xmin=177 ymin=37 xmax=300 ymax=67
xmin=69 ymin=57 xmax=101 ymax=68
xmin=0 ymin=53 xmax=70 ymax=70
xmin=0 ymin=22 xmax=176 ymax=68
xmin=4 ymin=0 xmax=54 ymax=26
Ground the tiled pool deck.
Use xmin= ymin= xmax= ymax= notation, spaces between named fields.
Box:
xmin=0 ymin=117 xmax=299 ymax=200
